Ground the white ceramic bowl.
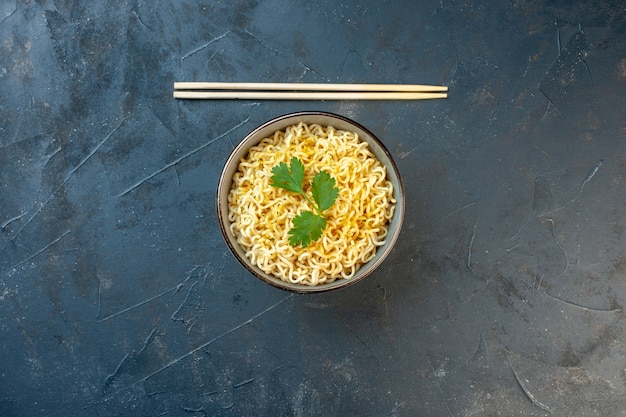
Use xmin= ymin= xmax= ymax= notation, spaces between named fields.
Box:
xmin=217 ymin=111 xmax=404 ymax=293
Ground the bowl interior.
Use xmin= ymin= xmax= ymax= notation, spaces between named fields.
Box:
xmin=217 ymin=112 xmax=405 ymax=293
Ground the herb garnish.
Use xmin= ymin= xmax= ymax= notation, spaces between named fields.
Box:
xmin=270 ymin=157 xmax=339 ymax=247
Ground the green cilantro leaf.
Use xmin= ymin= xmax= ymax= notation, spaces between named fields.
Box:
xmin=270 ymin=157 xmax=338 ymax=247
xmin=271 ymin=157 xmax=305 ymax=194
xmin=289 ymin=211 xmax=326 ymax=248
xmin=311 ymin=171 xmax=339 ymax=211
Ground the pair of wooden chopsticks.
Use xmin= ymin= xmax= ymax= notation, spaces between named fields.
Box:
xmin=173 ymin=82 xmax=448 ymax=100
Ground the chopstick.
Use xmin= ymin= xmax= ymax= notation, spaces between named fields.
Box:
xmin=173 ymin=91 xmax=448 ymax=100
xmin=173 ymin=82 xmax=448 ymax=100
xmin=174 ymin=82 xmax=448 ymax=92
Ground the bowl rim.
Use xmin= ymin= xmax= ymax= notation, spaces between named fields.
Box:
xmin=216 ymin=111 xmax=404 ymax=293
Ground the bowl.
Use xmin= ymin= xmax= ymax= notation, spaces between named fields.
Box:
xmin=216 ymin=111 xmax=405 ymax=293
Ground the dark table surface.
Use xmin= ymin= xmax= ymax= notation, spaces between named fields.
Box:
xmin=2 ymin=1 xmax=626 ymax=416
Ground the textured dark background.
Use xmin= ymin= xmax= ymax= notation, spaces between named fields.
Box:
xmin=1 ymin=1 xmax=626 ymax=416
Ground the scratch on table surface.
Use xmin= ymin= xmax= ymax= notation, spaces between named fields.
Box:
xmin=181 ymin=31 xmax=230 ymax=61
xmin=337 ymin=48 xmax=362 ymax=82
xmin=97 ymin=286 xmax=179 ymax=322
xmin=396 ymin=145 xmax=418 ymax=159
xmin=466 ymin=332 xmax=487 ymax=366
xmin=232 ymin=377 xmax=255 ymax=388
xmin=200 ymin=389 xmax=219 ymax=397
xmin=506 ymin=216 xmax=530 ymax=243
xmin=538 ymin=101 xmax=558 ymax=122
xmin=467 ymin=217 xmax=478 ymax=272
xmin=104 ymin=352 xmax=130 ymax=389
xmin=11 ymin=194 xmax=56 ymax=242
xmin=532 ymin=273 xmax=545 ymax=294
xmin=578 ymin=159 xmax=603 ymax=195
xmin=43 ymin=145 xmax=63 ymax=168
xmin=86 ymin=294 xmax=293 ymax=408
xmin=538 ymin=88 xmax=565 ymax=120
xmin=181 ymin=405 xmax=207 ymax=414
xmin=173 ymin=164 xmax=182 ymax=188
xmin=5 ymin=145 xmax=61 ymax=236
xmin=271 ymin=363 xmax=297 ymax=375
xmin=96 ymin=272 xmax=193 ymax=322
xmin=10 ymin=119 xmax=125 ymax=241
xmin=136 ymin=326 xmax=160 ymax=356
xmin=506 ymin=352 xmax=553 ymax=414
xmin=116 ymin=116 xmax=250 ymax=197
xmin=442 ymin=201 xmax=476 ymax=219
xmin=1 ymin=212 xmax=27 ymax=230
xmin=243 ymin=29 xmax=330 ymax=81
xmin=203 ymin=49 xmax=223 ymax=70
xmin=0 ymin=1 xmax=16 ymax=25
xmin=540 ymin=159 xmax=604 ymax=216
xmin=424 ymin=353 xmax=454 ymax=417
xmin=170 ymin=273 xmax=209 ymax=334
xmin=543 ymin=218 xmax=569 ymax=278
xmin=388 ymin=400 xmax=406 ymax=417
xmin=377 ymin=284 xmax=392 ymax=317
xmin=555 ymin=19 xmax=561 ymax=56
xmin=67 ymin=118 xmax=127 ymax=183
xmin=170 ymin=280 xmax=199 ymax=321
xmin=104 ymin=321 xmax=165 ymax=389
xmin=131 ymin=9 xmax=153 ymax=31
xmin=581 ymin=54 xmax=594 ymax=90
xmin=540 ymin=290 xmax=622 ymax=313
xmin=8 ymin=229 xmax=71 ymax=271
xmin=341 ymin=319 xmax=371 ymax=352
xmin=226 ymin=132 xmax=237 ymax=149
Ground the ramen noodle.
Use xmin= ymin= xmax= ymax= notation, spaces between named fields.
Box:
xmin=227 ymin=122 xmax=395 ymax=286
